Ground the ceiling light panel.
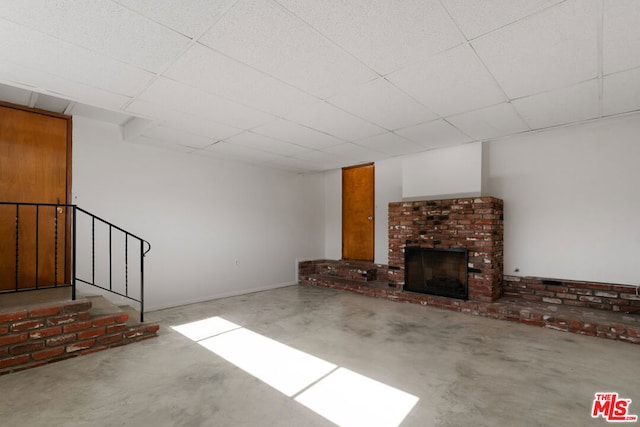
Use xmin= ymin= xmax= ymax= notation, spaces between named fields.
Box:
xmin=387 ymin=44 xmax=506 ymax=117
xmin=113 ymin=0 xmax=236 ymax=39
xmin=327 ymin=77 xmax=438 ymax=131
xmin=602 ymin=68 xmax=640 ymax=116
xmin=512 ymin=79 xmax=600 ymax=129
xmin=395 ymin=119 xmax=472 ymax=149
xmin=0 ymin=19 xmax=154 ymax=96
xmin=442 ymin=0 xmax=564 ymax=40
xmin=446 ymin=102 xmax=530 ymax=140
xmin=602 ymin=0 xmax=640 ymax=75
xmin=0 ymin=1 xmax=190 ymax=72
xmin=276 ymin=0 xmax=464 ymax=75
xmin=165 ymin=43 xmax=318 ymax=117
xmin=198 ymin=0 xmax=378 ymax=98
xmin=285 ymin=101 xmax=386 ymax=141
xmin=472 ymin=0 xmax=599 ymax=99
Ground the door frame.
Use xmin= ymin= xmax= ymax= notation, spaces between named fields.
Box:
xmin=341 ymin=162 xmax=375 ymax=262
xmin=0 ymin=100 xmax=73 ymax=283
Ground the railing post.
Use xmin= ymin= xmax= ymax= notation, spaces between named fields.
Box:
xmin=72 ymin=205 xmax=77 ymax=300
xmin=140 ymin=240 xmax=144 ymax=323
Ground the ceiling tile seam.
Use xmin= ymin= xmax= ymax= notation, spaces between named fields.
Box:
xmin=596 ymin=0 xmax=605 ymax=119
xmin=240 ymin=130 xmax=343 ymax=154
xmin=379 ymin=76 xmax=444 ymax=124
xmin=271 ymin=0 xmax=386 ymax=79
xmin=507 ymin=76 xmax=601 ymax=104
xmin=250 ymin=122 xmax=348 ymax=148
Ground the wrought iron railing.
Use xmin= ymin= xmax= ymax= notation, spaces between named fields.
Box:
xmin=0 ymin=202 xmax=150 ymax=322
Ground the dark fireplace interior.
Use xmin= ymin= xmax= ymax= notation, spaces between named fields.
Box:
xmin=404 ymin=247 xmax=468 ymax=300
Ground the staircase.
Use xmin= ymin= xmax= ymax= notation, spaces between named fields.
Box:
xmin=0 ymin=288 xmax=159 ymax=375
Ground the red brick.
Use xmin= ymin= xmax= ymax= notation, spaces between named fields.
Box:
xmin=46 ymin=333 xmax=76 ymax=347
xmin=11 ymin=319 xmax=45 ymax=332
xmin=47 ymin=314 xmax=78 ymax=326
xmin=0 ymin=333 xmax=28 ymax=346
xmin=97 ymin=333 xmax=122 ymax=345
xmin=115 ymin=313 xmax=129 ymax=324
xmin=29 ymin=326 xmax=62 ymax=339
xmin=10 ymin=341 xmax=45 ymax=355
xmin=80 ymin=346 xmax=107 ymax=356
xmin=66 ymin=339 xmax=95 ymax=353
xmin=28 ymin=305 xmax=61 ymax=318
xmin=106 ymin=324 xmax=127 ymax=334
xmin=77 ymin=327 xmax=105 ymax=340
xmin=92 ymin=316 xmax=115 ymax=327
xmin=0 ymin=325 xmax=8 ymax=335
xmin=61 ymin=301 xmax=92 ymax=313
xmin=0 ymin=354 xmax=30 ymax=369
xmin=0 ymin=310 xmax=27 ymax=323
xmin=63 ymin=320 xmax=92 ymax=333
xmin=31 ymin=346 xmax=65 ymax=361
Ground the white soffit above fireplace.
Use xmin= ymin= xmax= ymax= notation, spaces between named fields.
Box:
xmin=402 ymin=141 xmax=486 ymax=200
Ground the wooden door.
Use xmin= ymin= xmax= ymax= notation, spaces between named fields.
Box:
xmin=342 ymin=163 xmax=374 ymax=261
xmin=0 ymin=102 xmax=72 ymax=291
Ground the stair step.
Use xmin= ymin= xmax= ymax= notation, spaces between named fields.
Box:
xmin=316 ymin=261 xmax=378 ymax=282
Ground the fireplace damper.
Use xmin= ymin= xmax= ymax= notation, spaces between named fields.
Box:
xmin=404 ymin=247 xmax=468 ymax=300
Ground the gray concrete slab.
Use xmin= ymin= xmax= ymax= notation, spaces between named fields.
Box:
xmin=1 ymin=284 xmax=637 ymax=426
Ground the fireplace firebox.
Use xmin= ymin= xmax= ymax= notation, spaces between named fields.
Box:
xmin=404 ymin=247 xmax=468 ymax=300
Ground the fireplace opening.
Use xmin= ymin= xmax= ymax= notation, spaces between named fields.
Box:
xmin=404 ymin=247 xmax=468 ymax=300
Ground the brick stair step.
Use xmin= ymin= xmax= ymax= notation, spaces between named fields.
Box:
xmin=303 ymin=274 xmax=393 ymax=291
xmin=315 ymin=261 xmax=378 ymax=282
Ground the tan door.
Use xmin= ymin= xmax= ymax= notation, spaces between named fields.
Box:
xmin=0 ymin=103 xmax=71 ymax=290
xmin=342 ymin=163 xmax=374 ymax=261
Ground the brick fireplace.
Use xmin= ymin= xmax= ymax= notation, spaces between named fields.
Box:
xmin=388 ymin=197 xmax=504 ymax=302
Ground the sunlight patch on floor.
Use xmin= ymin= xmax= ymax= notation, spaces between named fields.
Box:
xmin=172 ymin=316 xmax=419 ymax=427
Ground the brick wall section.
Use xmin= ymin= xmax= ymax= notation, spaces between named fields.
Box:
xmin=388 ymin=197 xmax=504 ymax=302
xmin=0 ymin=299 xmax=159 ymax=375
xmin=503 ymin=276 xmax=640 ymax=314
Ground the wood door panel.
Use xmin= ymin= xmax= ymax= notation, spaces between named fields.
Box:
xmin=0 ymin=104 xmax=70 ymax=290
xmin=342 ymin=163 xmax=374 ymax=261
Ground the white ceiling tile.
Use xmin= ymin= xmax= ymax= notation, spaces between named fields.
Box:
xmin=395 ymin=119 xmax=472 ymax=149
xmin=285 ymin=101 xmax=386 ymax=141
xmin=164 ymin=43 xmax=318 ymax=117
xmin=199 ymin=0 xmax=377 ymax=98
xmin=387 ymin=44 xmax=506 ymax=117
xmin=602 ymin=0 xmax=640 ymax=75
xmin=133 ymin=135 xmax=197 ymax=154
xmin=0 ymin=83 xmax=32 ymax=106
xmin=446 ymin=102 xmax=530 ymax=140
xmin=0 ymin=2 xmax=189 ymax=72
xmin=322 ymin=143 xmax=388 ymax=162
xmin=251 ymin=119 xmax=344 ymax=149
xmin=290 ymin=150 xmax=356 ymax=170
xmin=138 ymin=77 xmax=275 ymax=129
xmin=512 ymin=80 xmax=600 ymax=129
xmin=162 ymin=113 xmax=243 ymax=141
xmin=69 ymin=103 xmax=133 ymax=125
xmin=327 ymin=78 xmax=438 ymax=131
xmin=277 ymin=0 xmax=464 ymax=75
xmin=0 ymin=19 xmax=154 ymax=96
xmin=143 ymin=125 xmax=216 ymax=149
xmin=202 ymin=141 xmax=283 ymax=164
xmin=353 ymin=133 xmax=425 ymax=156
xmin=224 ymin=131 xmax=312 ymax=157
xmin=602 ymin=68 xmax=640 ymax=116
xmin=113 ymin=0 xmax=236 ymax=38
xmin=442 ymin=0 xmax=563 ymax=40
xmin=263 ymin=157 xmax=324 ymax=173
xmin=0 ymin=62 xmax=131 ymax=110
xmin=472 ymin=0 xmax=599 ymax=98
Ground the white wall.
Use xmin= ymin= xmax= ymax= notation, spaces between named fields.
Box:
xmin=323 ymin=112 xmax=640 ymax=286
xmin=73 ymin=117 xmax=326 ymax=310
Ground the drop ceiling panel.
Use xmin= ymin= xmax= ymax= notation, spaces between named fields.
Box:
xmin=602 ymin=0 xmax=640 ymax=75
xmin=251 ymin=119 xmax=344 ymax=149
xmin=162 ymin=113 xmax=242 ymax=142
xmin=512 ymin=80 xmax=600 ymax=129
xmin=326 ymin=78 xmax=438 ymax=131
xmin=113 ymin=0 xmax=236 ymax=38
xmin=198 ymin=0 xmax=377 ymax=98
xmin=446 ymin=102 xmax=530 ymax=140
xmin=290 ymin=149 xmax=355 ymax=170
xmin=203 ymin=141 xmax=283 ymax=164
xmin=602 ymin=68 xmax=640 ymax=116
xmin=387 ymin=44 xmax=506 ymax=117
xmin=165 ymin=43 xmax=318 ymax=117
xmin=143 ymin=125 xmax=216 ymax=149
xmin=277 ymin=0 xmax=464 ymax=75
xmin=134 ymin=135 xmax=196 ymax=154
xmin=138 ymin=77 xmax=275 ymax=129
xmin=395 ymin=119 xmax=472 ymax=149
xmin=353 ymin=132 xmax=425 ymax=156
xmin=0 ymin=2 xmax=190 ymax=73
xmin=0 ymin=19 xmax=154 ymax=96
xmin=442 ymin=0 xmax=563 ymax=40
xmin=323 ymin=143 xmax=388 ymax=163
xmin=472 ymin=0 xmax=599 ymax=98
xmin=224 ymin=131 xmax=312 ymax=157
xmin=69 ymin=103 xmax=133 ymax=125
xmin=285 ymin=101 xmax=386 ymax=141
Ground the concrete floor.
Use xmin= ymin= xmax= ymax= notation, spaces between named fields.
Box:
xmin=1 ymin=284 xmax=638 ymax=427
